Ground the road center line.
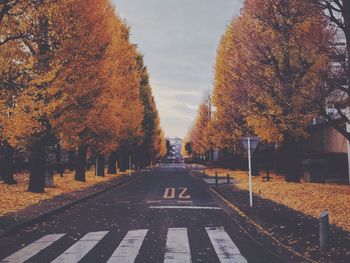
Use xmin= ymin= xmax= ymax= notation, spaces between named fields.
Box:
xmin=149 ymin=206 xmax=221 ymax=210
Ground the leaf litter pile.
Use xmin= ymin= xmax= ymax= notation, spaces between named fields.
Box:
xmin=0 ymin=170 xmax=122 ymax=216
xmin=205 ymin=168 xmax=350 ymax=232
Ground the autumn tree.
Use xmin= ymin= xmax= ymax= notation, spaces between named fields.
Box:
xmin=0 ymin=0 xmax=150 ymax=192
xmin=131 ymin=54 xmax=165 ymax=169
xmin=187 ymin=95 xmax=214 ymax=162
xmin=211 ymin=24 xmax=249 ymax=162
xmin=211 ymin=0 xmax=333 ymax=181
xmin=0 ymin=0 xmax=48 ymax=185
xmin=52 ymin=0 xmax=144 ymax=179
xmin=0 ymin=0 xmax=65 ymax=192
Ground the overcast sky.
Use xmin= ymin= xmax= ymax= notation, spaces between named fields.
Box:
xmin=112 ymin=0 xmax=242 ymax=138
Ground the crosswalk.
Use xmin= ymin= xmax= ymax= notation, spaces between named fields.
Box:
xmin=158 ymin=163 xmax=186 ymax=169
xmin=0 ymin=227 xmax=248 ymax=263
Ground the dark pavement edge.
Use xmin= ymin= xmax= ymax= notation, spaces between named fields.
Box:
xmin=0 ymin=171 xmax=147 ymax=238
xmin=209 ymin=187 xmax=318 ymax=263
xmin=189 ymin=169 xmax=318 ymax=263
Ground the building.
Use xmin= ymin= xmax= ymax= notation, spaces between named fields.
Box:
xmin=166 ymin=137 xmax=183 ymax=161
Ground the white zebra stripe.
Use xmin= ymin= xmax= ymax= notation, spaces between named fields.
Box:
xmin=107 ymin=229 xmax=148 ymax=263
xmin=1 ymin=234 xmax=65 ymax=263
xmin=164 ymin=228 xmax=191 ymax=263
xmin=206 ymin=227 xmax=247 ymax=263
xmin=52 ymin=231 xmax=108 ymax=263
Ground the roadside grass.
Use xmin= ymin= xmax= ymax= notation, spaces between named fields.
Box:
xmin=0 ymin=169 xmax=123 ymax=216
xmin=204 ymin=168 xmax=350 ymax=232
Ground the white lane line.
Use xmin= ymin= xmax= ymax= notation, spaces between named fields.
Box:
xmin=164 ymin=228 xmax=191 ymax=263
xmin=107 ymin=229 xmax=148 ymax=263
xmin=149 ymin=206 xmax=221 ymax=210
xmin=1 ymin=234 xmax=65 ymax=263
xmin=52 ymin=231 xmax=108 ymax=263
xmin=206 ymin=227 xmax=248 ymax=263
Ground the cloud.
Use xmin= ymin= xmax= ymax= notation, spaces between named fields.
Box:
xmin=113 ymin=0 xmax=242 ymax=138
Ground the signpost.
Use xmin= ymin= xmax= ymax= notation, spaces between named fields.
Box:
xmin=241 ymin=136 xmax=260 ymax=207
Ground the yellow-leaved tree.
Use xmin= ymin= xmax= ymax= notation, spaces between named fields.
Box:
xmin=211 ymin=0 xmax=333 ymax=182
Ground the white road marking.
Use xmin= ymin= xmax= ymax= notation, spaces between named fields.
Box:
xmin=206 ymin=227 xmax=248 ymax=263
xmin=164 ymin=228 xmax=191 ymax=263
xmin=163 ymin=188 xmax=176 ymax=199
xmin=107 ymin=229 xmax=148 ymax=263
xmin=149 ymin=206 xmax=221 ymax=210
xmin=178 ymin=188 xmax=191 ymax=199
xmin=203 ymin=179 xmax=230 ymax=184
xmin=1 ymin=234 xmax=65 ymax=263
xmin=52 ymin=231 xmax=108 ymax=263
xmin=146 ymin=200 xmax=162 ymax=204
xmin=177 ymin=200 xmax=193 ymax=204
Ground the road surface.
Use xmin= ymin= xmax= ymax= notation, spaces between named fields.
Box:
xmin=0 ymin=164 xmax=276 ymax=263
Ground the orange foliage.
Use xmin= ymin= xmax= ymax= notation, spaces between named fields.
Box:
xmin=211 ymin=0 xmax=333 ymax=144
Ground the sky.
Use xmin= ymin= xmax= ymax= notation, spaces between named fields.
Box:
xmin=112 ymin=0 xmax=242 ymax=138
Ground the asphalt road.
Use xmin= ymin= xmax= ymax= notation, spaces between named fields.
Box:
xmin=0 ymin=164 xmax=277 ymax=263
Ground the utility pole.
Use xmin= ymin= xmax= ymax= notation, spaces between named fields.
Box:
xmin=347 ymin=107 xmax=350 ymax=184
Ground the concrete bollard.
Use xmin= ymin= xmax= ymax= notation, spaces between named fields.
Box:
xmin=319 ymin=211 xmax=329 ymax=255
xmin=227 ymin=174 xmax=230 ymax=185
xmin=215 ymin=171 xmax=218 ymax=187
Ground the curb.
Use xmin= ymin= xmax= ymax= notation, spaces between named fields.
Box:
xmin=209 ymin=186 xmax=318 ymax=263
xmin=0 ymin=172 xmax=146 ymax=238
xmin=188 ymin=169 xmax=318 ymax=263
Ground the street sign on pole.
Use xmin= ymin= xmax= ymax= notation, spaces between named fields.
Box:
xmin=241 ymin=136 xmax=260 ymax=207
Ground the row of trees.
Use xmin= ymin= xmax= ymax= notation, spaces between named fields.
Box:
xmin=0 ymin=0 xmax=166 ymax=192
xmin=186 ymin=0 xmax=350 ymax=182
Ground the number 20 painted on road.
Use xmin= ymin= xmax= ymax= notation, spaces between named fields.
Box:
xmin=163 ymin=188 xmax=191 ymax=199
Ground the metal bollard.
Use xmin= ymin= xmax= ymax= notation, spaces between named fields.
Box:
xmin=215 ymin=172 xmax=218 ymax=187
xmin=227 ymin=174 xmax=230 ymax=185
xmin=319 ymin=211 xmax=329 ymax=254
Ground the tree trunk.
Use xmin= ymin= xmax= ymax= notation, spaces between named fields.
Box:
xmin=68 ymin=150 xmax=76 ymax=171
xmin=343 ymin=1 xmax=350 ymax=95
xmin=108 ymin=152 xmax=117 ymax=174
xmin=28 ymin=142 xmax=46 ymax=193
xmin=75 ymin=145 xmax=86 ymax=182
xmin=96 ymin=154 xmax=105 ymax=177
xmin=56 ymin=142 xmax=64 ymax=177
xmin=2 ymin=144 xmax=16 ymax=185
xmin=284 ymin=135 xmax=302 ymax=183
xmin=118 ymin=151 xmax=127 ymax=172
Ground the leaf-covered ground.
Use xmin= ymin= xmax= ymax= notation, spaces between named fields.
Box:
xmin=205 ymin=168 xmax=350 ymax=232
xmin=0 ymin=170 xmax=123 ymax=216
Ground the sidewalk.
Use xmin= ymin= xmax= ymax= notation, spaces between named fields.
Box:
xmin=0 ymin=171 xmax=145 ymax=237
xmin=212 ymin=185 xmax=350 ymax=263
